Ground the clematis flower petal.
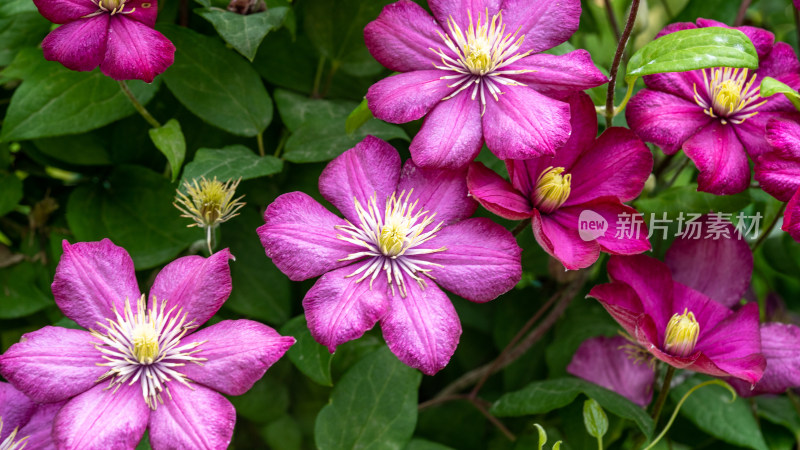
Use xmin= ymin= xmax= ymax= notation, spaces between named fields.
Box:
xmin=52 ymin=239 xmax=140 ymax=330
xmin=149 ymin=249 xmax=233 ymax=328
xmin=0 ymin=383 xmax=35 ymax=441
xmin=684 ymin=120 xmax=751 ymax=195
xmin=364 ymin=0 xmax=449 ymax=72
xmin=428 ymin=0 xmax=501 ymax=34
xmin=100 ymin=17 xmax=175 ymax=83
xmin=18 ymin=402 xmax=64 ymax=450
xmin=303 ymin=267 xmax=391 ymax=352
xmin=381 ymin=278 xmax=461 ymax=375
xmin=502 ymin=50 xmax=607 ymax=99
xmin=587 ymin=201 xmax=652 ymax=257
xmin=0 ymin=327 xmax=107 ymax=404
xmin=567 ymin=336 xmax=655 ymax=407
xmin=32 ymin=0 xmax=98 ymax=24
xmin=639 ymin=70 xmax=705 ymax=102
xmin=482 ymin=84 xmax=571 ymax=160
xmin=625 ymin=89 xmax=712 ymax=154
xmin=53 ymin=383 xmax=148 ymax=450
xmin=410 ymin=89 xmax=483 ymax=170
xmin=397 ymin=160 xmax=477 ymax=225
xmin=665 ymin=216 xmax=752 ymax=308
xmin=730 ymin=323 xmax=800 ymax=396
xmin=500 ymin=0 xmax=581 ymax=54
xmin=467 ymin=162 xmax=533 ymax=220
xmin=755 ymin=118 xmax=800 ymax=202
xmin=124 ymin=0 xmax=158 ymax=27
xmin=606 ymin=255 xmax=673 ymax=331
xmin=735 ymin=111 xmax=800 ymax=158
xmin=148 ymin=383 xmax=235 ymax=450
xmin=532 ymin=208 xmax=600 ymax=271
xmin=757 ymin=43 xmax=800 ymax=85
xmin=178 ymin=320 xmax=295 ymax=396
xmin=42 ymin=16 xmax=109 ymax=73
xmin=784 ymin=187 xmax=800 ymax=243
xmin=319 ymin=136 xmax=401 ymax=223
xmin=693 ymin=303 xmax=765 ymax=384
xmin=588 ymin=281 xmax=644 ymax=340
xmin=367 ymin=71 xmax=455 ymax=124
xmin=565 ymin=127 xmax=653 ymax=205
xmin=417 ymin=217 xmax=522 ymax=302
xmin=258 ymin=192 xmax=361 ymax=281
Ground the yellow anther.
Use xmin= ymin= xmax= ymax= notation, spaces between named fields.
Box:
xmin=533 ymin=166 xmax=571 ymax=214
xmin=132 ymin=322 xmax=159 ymax=364
xmin=664 ymin=308 xmax=700 ymax=357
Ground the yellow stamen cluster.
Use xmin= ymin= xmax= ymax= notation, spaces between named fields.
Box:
xmin=533 ymin=166 xmax=571 ymax=214
xmin=664 ymin=308 xmax=700 ymax=357
xmin=693 ymin=68 xmax=767 ymax=125
xmin=83 ymin=0 xmax=135 ymax=17
xmin=132 ymin=322 xmax=160 ymax=364
xmin=174 ymin=176 xmax=245 ymax=228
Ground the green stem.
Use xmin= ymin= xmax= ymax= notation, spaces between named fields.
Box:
xmin=257 ymin=132 xmax=265 ymax=157
xmin=650 ymin=366 xmax=675 ymax=426
xmin=663 ymin=156 xmax=691 ymax=190
xmin=205 ymin=226 xmax=217 ymax=255
xmin=312 ymin=56 xmax=326 ymax=98
xmin=613 ymin=79 xmax=636 ymax=117
xmin=644 ymin=380 xmax=736 ymax=450
xmin=751 ymin=203 xmax=786 ymax=252
xmin=118 ymin=81 xmax=161 ymax=128
xmin=511 ymin=218 xmax=531 ymax=236
xmin=274 ymin=128 xmax=289 ymax=158
xmin=597 ymin=434 xmax=604 ymax=450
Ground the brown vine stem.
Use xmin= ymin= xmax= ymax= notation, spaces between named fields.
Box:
xmin=751 ymin=203 xmax=787 ymax=252
xmin=605 ymin=0 xmax=641 ymax=128
xmin=428 ymin=270 xmax=590 ymax=400
xmin=734 ymin=0 xmax=752 ymax=27
xmin=511 ymin=218 xmax=531 ymax=236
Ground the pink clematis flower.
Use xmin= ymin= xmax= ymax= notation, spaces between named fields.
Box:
xmin=589 ymin=252 xmax=765 ymax=385
xmin=626 ymin=18 xmax=800 ymax=195
xmin=466 ymin=93 xmax=652 ymax=270
xmin=567 ymin=336 xmax=655 ymax=407
xmin=364 ymin=0 xmax=607 ymax=169
xmin=754 ymin=118 xmax=800 ymax=242
xmin=258 ymin=136 xmax=522 ymax=375
xmin=0 ymin=240 xmax=295 ymax=449
xmin=728 ymin=323 xmax=800 ymax=397
xmin=33 ymin=0 xmax=175 ymax=83
xmin=1 ymin=382 xmax=63 ymax=450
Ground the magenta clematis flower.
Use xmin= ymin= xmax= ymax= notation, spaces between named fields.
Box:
xmin=0 ymin=240 xmax=295 ymax=449
xmin=567 ymin=336 xmax=655 ymax=407
xmin=258 ymin=136 xmax=522 ymax=375
xmin=364 ymin=0 xmax=607 ymax=169
xmin=728 ymin=323 xmax=800 ymax=397
xmin=626 ymin=18 xmax=800 ymax=195
xmin=466 ymin=93 xmax=652 ymax=270
xmin=589 ymin=253 xmax=765 ymax=385
xmin=0 ymin=382 xmax=62 ymax=450
xmin=33 ymin=0 xmax=175 ymax=83
xmin=754 ymin=118 xmax=800 ymax=242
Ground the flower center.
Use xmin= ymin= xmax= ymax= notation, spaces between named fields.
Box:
xmin=693 ymin=68 xmax=767 ymax=125
xmin=0 ymin=418 xmax=28 ymax=450
xmin=91 ymin=295 xmax=206 ymax=409
xmin=175 ymin=177 xmax=245 ymax=229
xmin=431 ymin=9 xmax=533 ymax=113
xmin=533 ymin=166 xmax=571 ymax=214
xmin=663 ymin=308 xmax=699 ymax=357
xmin=335 ymin=190 xmax=446 ymax=297
xmin=83 ymin=0 xmax=136 ymax=18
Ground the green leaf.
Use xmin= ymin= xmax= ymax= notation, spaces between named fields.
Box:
xmin=229 ymin=374 xmax=289 ymax=423
xmin=33 ymin=134 xmax=111 ymax=166
xmin=196 ymin=7 xmax=288 ymax=61
xmin=1 ymin=49 xmax=160 ymax=142
xmin=671 ymin=376 xmax=768 ymax=450
xmin=625 ymin=27 xmax=758 ymax=82
xmin=315 ymin=347 xmax=422 ymax=450
xmin=274 ymin=89 xmax=408 ymax=163
xmin=0 ymin=171 xmax=22 ymax=216
xmin=583 ymin=398 xmax=608 ymax=439
xmin=159 ymin=25 xmax=273 ymax=137
xmin=302 ymin=0 xmax=389 ymax=76
xmin=760 ymin=77 xmax=800 ymax=112
xmin=66 ymin=166 xmax=196 ymax=269
xmin=149 ymin=119 xmax=186 ymax=182
xmin=345 ymin=97 xmax=373 ymax=134
xmin=756 ymin=396 xmax=800 ymax=437
xmin=492 ymin=378 xmax=654 ymax=438
xmin=635 ymin=184 xmax=752 ymax=217
xmin=0 ymin=0 xmax=39 ymax=15
xmin=0 ymin=11 xmax=50 ymax=66
xmin=0 ymin=262 xmax=52 ymax=319
xmin=220 ymin=207 xmax=291 ymax=325
xmin=279 ymin=315 xmax=333 ymax=386
xmin=404 ymin=439 xmax=455 ymax=450
xmin=180 ymin=145 xmax=283 ymax=184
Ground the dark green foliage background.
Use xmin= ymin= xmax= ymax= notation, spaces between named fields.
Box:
xmin=1 ymin=0 xmax=799 ymax=448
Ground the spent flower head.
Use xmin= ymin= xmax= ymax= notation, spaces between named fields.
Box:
xmin=174 ymin=177 xmax=245 ymax=229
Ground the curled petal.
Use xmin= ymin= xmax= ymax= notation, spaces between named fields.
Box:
xmin=754 ymin=117 xmax=800 ymax=202
xmin=147 ymin=383 xmax=235 ymax=450
xmin=784 ymin=187 xmax=800 ymax=243
xmin=532 ymin=208 xmax=600 ymax=271
xmin=179 ymin=320 xmax=294 ymax=396
xmin=467 ymin=162 xmax=532 ymax=220
xmin=606 ymin=255 xmax=673 ymax=331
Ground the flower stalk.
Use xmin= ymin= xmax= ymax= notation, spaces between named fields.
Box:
xmin=118 ymin=80 xmax=161 ymax=129
xmin=605 ymin=0 xmax=641 ymax=127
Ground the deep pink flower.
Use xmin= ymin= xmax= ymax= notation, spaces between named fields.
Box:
xmin=364 ymin=0 xmax=607 ymax=169
xmin=728 ymin=323 xmax=800 ymax=397
xmin=0 ymin=382 xmax=62 ymax=450
xmin=567 ymin=336 xmax=655 ymax=407
xmin=754 ymin=118 xmax=800 ymax=242
xmin=258 ymin=136 xmax=522 ymax=375
xmin=589 ymin=253 xmax=765 ymax=385
xmin=466 ymin=93 xmax=652 ymax=270
xmin=0 ymin=240 xmax=294 ymax=449
xmin=33 ymin=0 xmax=175 ymax=82
xmin=626 ymin=18 xmax=800 ymax=195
